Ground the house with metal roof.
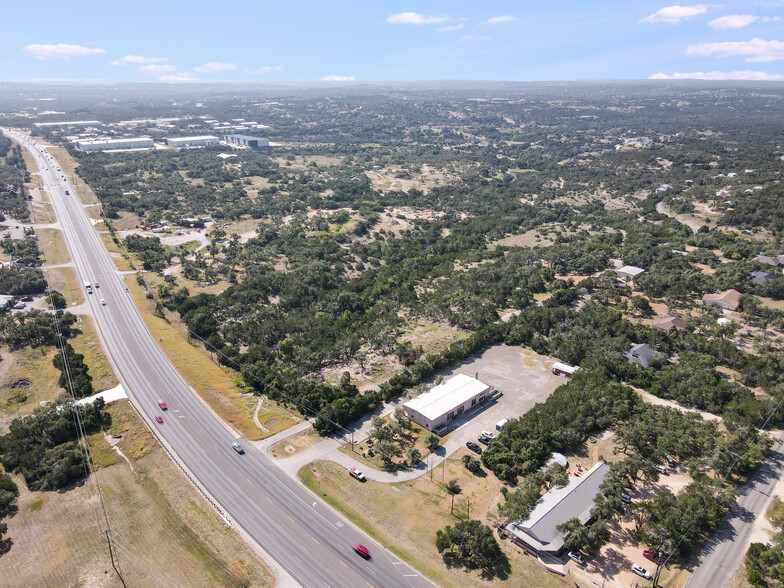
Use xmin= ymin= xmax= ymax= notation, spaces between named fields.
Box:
xmin=403 ymin=374 xmax=490 ymax=431
xmin=506 ymin=462 xmax=610 ymax=557
xmin=625 ymin=343 xmax=660 ymax=368
xmin=616 ymin=265 xmax=645 ymax=280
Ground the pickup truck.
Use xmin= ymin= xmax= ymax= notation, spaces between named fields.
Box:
xmin=84 ymin=281 xmax=93 ymax=293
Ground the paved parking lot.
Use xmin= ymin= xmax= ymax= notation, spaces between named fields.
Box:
xmin=432 ymin=344 xmax=566 ymax=442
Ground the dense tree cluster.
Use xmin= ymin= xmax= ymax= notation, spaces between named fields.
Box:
xmin=0 ymin=399 xmax=110 ymax=491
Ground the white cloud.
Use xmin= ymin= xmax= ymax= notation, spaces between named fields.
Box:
xmin=438 ymin=23 xmax=464 ymax=31
xmin=708 ymin=14 xmax=759 ymax=29
xmin=246 ymin=65 xmax=282 ymax=74
xmin=483 ymin=15 xmax=516 ymax=25
xmin=23 ymin=43 xmax=105 ymax=60
xmin=158 ymin=73 xmax=199 ymax=82
xmin=387 ymin=12 xmax=449 ymax=25
xmin=193 ymin=62 xmax=237 ymax=73
xmin=641 ymin=4 xmax=717 ymax=24
xmin=459 ymin=35 xmax=491 ymax=43
xmin=320 ymin=75 xmax=355 ymax=81
xmin=110 ymin=55 xmax=167 ymax=66
xmin=651 ymin=70 xmax=783 ymax=80
xmin=686 ymin=38 xmax=784 ymax=61
xmin=139 ymin=64 xmax=177 ymax=76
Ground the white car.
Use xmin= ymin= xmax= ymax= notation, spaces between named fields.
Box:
xmin=100 ymin=298 xmax=106 ymax=306
xmin=632 ymin=564 xmax=652 ymax=579
xmin=481 ymin=430 xmax=496 ymax=440
xmin=348 ymin=468 xmax=366 ymax=482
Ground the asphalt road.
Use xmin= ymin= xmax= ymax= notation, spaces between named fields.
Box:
xmin=686 ymin=436 xmax=784 ymax=588
xmin=4 ymin=129 xmax=434 ymax=588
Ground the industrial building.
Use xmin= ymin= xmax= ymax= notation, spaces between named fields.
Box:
xmin=506 ymin=462 xmax=609 ymax=557
xmin=223 ymin=134 xmax=271 ymax=150
xmin=34 ymin=120 xmax=102 ymax=127
xmin=403 ymin=374 xmax=490 ymax=431
xmin=165 ymin=135 xmax=220 ymax=148
xmin=77 ymin=137 xmax=154 ymax=152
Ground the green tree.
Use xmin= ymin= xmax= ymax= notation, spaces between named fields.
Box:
xmin=444 ymin=479 xmax=462 ymax=514
xmin=435 ymin=519 xmax=506 ymax=574
xmin=424 ymin=432 xmax=440 ymax=453
xmin=462 ymin=454 xmax=482 ymax=473
xmin=407 ymin=447 xmax=422 ymax=466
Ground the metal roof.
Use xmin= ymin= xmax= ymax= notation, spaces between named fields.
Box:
xmin=403 ymin=374 xmax=489 ymax=421
xmin=508 ymin=462 xmax=609 ymax=553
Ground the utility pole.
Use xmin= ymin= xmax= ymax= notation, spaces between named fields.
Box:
xmin=101 ymin=530 xmax=127 ymax=588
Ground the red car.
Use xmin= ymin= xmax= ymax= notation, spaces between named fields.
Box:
xmin=352 ymin=543 xmax=370 ymax=559
xmin=155 ymin=415 xmax=163 ymax=424
xmin=158 ymin=400 xmax=168 ymax=410
xmin=643 ymin=550 xmax=661 ymax=564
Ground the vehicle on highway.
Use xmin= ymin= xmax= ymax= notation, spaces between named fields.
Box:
xmin=158 ymin=400 xmax=168 ymax=410
xmin=466 ymin=441 xmax=482 ymax=454
xmin=632 ymin=564 xmax=652 ymax=579
xmin=100 ymin=298 xmax=106 ymax=306
xmin=94 ymin=282 xmax=99 ymax=288
xmin=155 ymin=415 xmax=164 ymax=424
xmin=567 ymin=551 xmax=585 ymax=565
xmin=348 ymin=468 xmax=366 ymax=482
xmin=352 ymin=543 xmax=370 ymax=559
xmin=84 ymin=281 xmax=93 ymax=293
xmin=232 ymin=442 xmax=245 ymax=454
xmin=643 ymin=550 xmax=661 ymax=564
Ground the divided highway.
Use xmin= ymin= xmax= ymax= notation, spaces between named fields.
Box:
xmin=4 ymin=129 xmax=434 ymax=588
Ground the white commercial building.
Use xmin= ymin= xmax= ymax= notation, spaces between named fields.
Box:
xmin=165 ymin=135 xmax=220 ymax=148
xmin=403 ymin=374 xmax=490 ymax=431
xmin=77 ymin=137 xmax=154 ymax=152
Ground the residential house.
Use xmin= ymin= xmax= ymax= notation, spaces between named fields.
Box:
xmin=652 ymin=315 xmax=686 ymax=331
xmin=625 ymin=343 xmax=660 ymax=368
xmin=750 ymin=271 xmax=777 ymax=286
xmin=703 ymin=289 xmax=742 ymax=311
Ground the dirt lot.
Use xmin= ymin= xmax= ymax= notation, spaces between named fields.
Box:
xmin=1 ymin=400 xmax=275 ymax=587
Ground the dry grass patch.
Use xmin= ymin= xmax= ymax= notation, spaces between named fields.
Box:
xmin=45 ymin=266 xmax=83 ymax=306
xmin=399 ymin=319 xmax=470 ymax=355
xmin=255 ymin=399 xmax=300 ymax=437
xmin=36 ymin=227 xmax=70 ymax=266
xmin=2 ymin=415 xmax=274 ymax=587
xmin=300 ymin=459 xmax=564 ymax=588
xmin=70 ymin=315 xmax=119 ymax=392
xmin=269 ymin=427 xmax=322 ymax=458
xmin=0 ymin=346 xmax=65 ymax=433
xmin=124 ymin=275 xmax=268 ymax=439
xmin=108 ymin=399 xmax=158 ymax=460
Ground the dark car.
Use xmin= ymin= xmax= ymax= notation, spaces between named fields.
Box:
xmin=352 ymin=543 xmax=370 ymax=559
xmin=478 ymin=434 xmax=492 ymax=445
xmin=232 ymin=442 xmax=245 ymax=454
xmin=466 ymin=441 xmax=482 ymax=454
xmin=643 ymin=550 xmax=661 ymax=564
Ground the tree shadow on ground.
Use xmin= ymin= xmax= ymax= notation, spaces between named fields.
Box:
xmin=441 ymin=551 xmax=512 ymax=581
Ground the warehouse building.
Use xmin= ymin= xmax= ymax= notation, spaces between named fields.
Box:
xmin=77 ymin=137 xmax=154 ymax=152
xmin=223 ymin=134 xmax=271 ymax=150
xmin=506 ymin=462 xmax=609 ymax=558
xmin=165 ymin=135 xmax=220 ymax=148
xmin=403 ymin=374 xmax=490 ymax=431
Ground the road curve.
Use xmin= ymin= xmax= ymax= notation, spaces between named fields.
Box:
xmin=4 ymin=129 xmax=434 ymax=588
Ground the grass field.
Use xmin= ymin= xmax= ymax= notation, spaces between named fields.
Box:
xmin=45 ymin=266 xmax=83 ymax=306
xmin=36 ymin=227 xmax=70 ymax=266
xmin=0 ymin=346 xmax=65 ymax=433
xmin=299 ymin=459 xmax=566 ymax=588
xmin=124 ymin=274 xmax=269 ymax=439
xmin=70 ymin=315 xmax=119 ymax=392
xmin=398 ymin=319 xmax=470 ymax=355
xmin=1 ymin=399 xmax=275 ymax=587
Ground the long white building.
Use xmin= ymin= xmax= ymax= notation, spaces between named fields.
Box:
xmin=165 ymin=135 xmax=220 ymax=148
xmin=76 ymin=137 xmax=154 ymax=152
xmin=403 ymin=374 xmax=490 ymax=431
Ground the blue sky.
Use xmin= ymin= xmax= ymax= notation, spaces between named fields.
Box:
xmin=3 ymin=1 xmax=784 ymax=82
